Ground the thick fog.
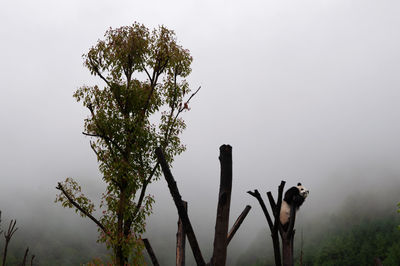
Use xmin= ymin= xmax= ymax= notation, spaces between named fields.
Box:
xmin=1 ymin=0 xmax=400 ymax=264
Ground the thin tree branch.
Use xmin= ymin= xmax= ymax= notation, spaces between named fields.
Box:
xmin=141 ymin=64 xmax=153 ymax=82
xmin=30 ymin=255 xmax=35 ymax=266
xmin=89 ymin=58 xmax=112 ymax=88
xmin=56 ymin=183 xmax=110 ymax=238
xmin=21 ymin=247 xmax=29 ymax=266
xmin=82 ymin=132 xmax=125 ymax=157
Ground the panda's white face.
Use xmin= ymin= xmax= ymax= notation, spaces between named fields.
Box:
xmin=297 ymin=185 xmax=309 ymax=199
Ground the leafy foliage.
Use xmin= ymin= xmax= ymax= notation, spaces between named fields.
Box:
xmin=56 ymin=22 xmax=195 ymax=265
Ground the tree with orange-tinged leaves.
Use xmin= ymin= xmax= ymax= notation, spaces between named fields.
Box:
xmin=55 ymin=22 xmax=198 ymax=265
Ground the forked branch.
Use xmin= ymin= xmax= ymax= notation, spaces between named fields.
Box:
xmin=2 ymin=219 xmax=18 ymax=266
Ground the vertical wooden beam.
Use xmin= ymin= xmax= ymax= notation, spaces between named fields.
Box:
xmin=176 ymin=201 xmax=187 ymax=266
xmin=155 ymin=147 xmax=206 ymax=266
xmin=211 ymin=144 xmax=233 ymax=266
xmin=143 ymin=238 xmax=160 ymax=266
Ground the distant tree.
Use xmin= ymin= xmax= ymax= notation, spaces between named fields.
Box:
xmin=55 ymin=23 xmax=197 ymax=265
xmin=0 ymin=211 xmax=35 ymax=266
xmin=398 ymin=202 xmax=400 ymax=230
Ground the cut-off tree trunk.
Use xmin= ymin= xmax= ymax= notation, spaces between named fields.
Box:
xmin=176 ymin=201 xmax=187 ymax=266
xmin=210 ymin=145 xmax=233 ymax=266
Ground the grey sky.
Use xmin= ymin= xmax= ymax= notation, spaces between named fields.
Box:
xmin=1 ymin=0 xmax=400 ymax=264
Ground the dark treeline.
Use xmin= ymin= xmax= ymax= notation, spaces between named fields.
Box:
xmin=0 ymin=185 xmax=399 ymax=265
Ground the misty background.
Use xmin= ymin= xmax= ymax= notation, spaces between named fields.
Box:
xmin=1 ymin=0 xmax=400 ymax=264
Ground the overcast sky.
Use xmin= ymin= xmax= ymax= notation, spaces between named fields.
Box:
xmin=1 ymin=0 xmax=400 ymax=264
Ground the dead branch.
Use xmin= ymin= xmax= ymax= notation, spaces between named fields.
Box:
xmin=143 ymin=238 xmax=160 ymax=266
xmin=227 ymin=205 xmax=252 ymax=245
xmin=22 ymin=247 xmax=29 ymax=266
xmin=155 ymin=147 xmax=205 ymax=266
xmin=2 ymin=219 xmax=18 ymax=266
xmin=176 ymin=201 xmax=187 ymax=266
xmin=30 ymin=255 xmax=35 ymax=266
xmin=247 ymin=190 xmax=273 ymax=229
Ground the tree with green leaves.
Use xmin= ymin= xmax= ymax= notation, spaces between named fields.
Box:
xmin=55 ymin=23 xmax=198 ymax=265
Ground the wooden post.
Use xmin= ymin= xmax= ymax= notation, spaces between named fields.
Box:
xmin=143 ymin=238 xmax=160 ymax=266
xmin=176 ymin=201 xmax=187 ymax=266
xmin=210 ymin=145 xmax=233 ymax=266
xmin=155 ymin=147 xmax=206 ymax=266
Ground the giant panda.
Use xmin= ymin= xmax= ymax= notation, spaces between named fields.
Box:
xmin=279 ymin=183 xmax=309 ymax=228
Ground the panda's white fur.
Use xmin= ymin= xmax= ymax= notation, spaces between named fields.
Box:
xmin=279 ymin=183 xmax=309 ymax=226
xmin=280 ymin=200 xmax=292 ymax=225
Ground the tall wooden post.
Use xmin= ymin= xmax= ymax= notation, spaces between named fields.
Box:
xmin=176 ymin=201 xmax=187 ymax=266
xmin=210 ymin=145 xmax=233 ymax=266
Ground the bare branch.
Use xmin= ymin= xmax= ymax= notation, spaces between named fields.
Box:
xmin=155 ymin=147 xmax=205 ymax=266
xmin=82 ymin=132 xmax=125 ymax=157
xmin=143 ymin=238 xmax=160 ymax=266
xmin=247 ymin=190 xmax=274 ymax=230
xmin=227 ymin=205 xmax=252 ymax=245
xmin=22 ymin=247 xmax=29 ymax=266
xmin=3 ymin=219 xmax=18 ymax=266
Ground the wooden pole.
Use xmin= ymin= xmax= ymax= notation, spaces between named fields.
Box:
xmin=143 ymin=238 xmax=160 ymax=266
xmin=176 ymin=201 xmax=188 ymax=266
xmin=210 ymin=145 xmax=233 ymax=266
xmin=227 ymin=205 xmax=251 ymax=245
xmin=155 ymin=147 xmax=206 ymax=266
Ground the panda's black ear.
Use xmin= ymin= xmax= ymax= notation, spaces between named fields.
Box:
xmin=297 ymin=183 xmax=301 ymax=186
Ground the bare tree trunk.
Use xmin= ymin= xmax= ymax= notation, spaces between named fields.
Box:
xmin=176 ymin=201 xmax=187 ymax=266
xmin=143 ymin=238 xmax=160 ymax=266
xmin=30 ymin=255 xmax=35 ymax=266
xmin=210 ymin=145 xmax=233 ymax=266
xmin=281 ymin=237 xmax=293 ymax=266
